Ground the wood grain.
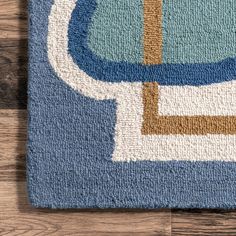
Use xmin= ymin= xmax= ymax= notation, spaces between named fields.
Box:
xmin=0 ymin=39 xmax=28 ymax=109
xmin=0 ymin=110 xmax=27 ymax=181
xmin=0 ymin=0 xmax=27 ymax=39
xmin=172 ymin=210 xmax=236 ymax=236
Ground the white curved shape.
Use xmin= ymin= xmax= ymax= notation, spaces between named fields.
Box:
xmin=48 ymin=0 xmax=141 ymax=100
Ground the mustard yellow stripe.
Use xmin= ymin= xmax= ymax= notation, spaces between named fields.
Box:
xmin=143 ymin=0 xmax=163 ymax=65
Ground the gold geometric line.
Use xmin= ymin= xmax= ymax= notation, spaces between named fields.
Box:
xmin=144 ymin=0 xmax=163 ymax=65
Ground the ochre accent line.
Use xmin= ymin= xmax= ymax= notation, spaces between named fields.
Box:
xmin=143 ymin=82 xmax=158 ymax=122
xmin=142 ymin=83 xmax=236 ymax=135
xmin=144 ymin=0 xmax=163 ymax=65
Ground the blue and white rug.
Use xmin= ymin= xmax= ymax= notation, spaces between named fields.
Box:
xmin=28 ymin=0 xmax=236 ymax=208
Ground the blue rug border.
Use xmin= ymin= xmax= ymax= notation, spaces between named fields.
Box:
xmin=28 ymin=0 xmax=236 ymax=209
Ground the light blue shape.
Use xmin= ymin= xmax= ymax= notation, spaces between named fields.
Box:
xmin=88 ymin=0 xmax=144 ymax=63
xmin=162 ymin=0 xmax=236 ymax=64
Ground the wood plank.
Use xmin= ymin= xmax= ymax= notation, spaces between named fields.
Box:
xmin=0 ymin=181 xmax=171 ymax=235
xmin=0 ymin=0 xmax=27 ymax=39
xmin=0 ymin=110 xmax=27 ymax=181
xmin=0 ymin=39 xmax=27 ymax=109
xmin=172 ymin=210 xmax=236 ymax=236
xmin=0 ymin=0 xmax=27 ymax=17
xmin=0 ymin=39 xmax=27 ymax=64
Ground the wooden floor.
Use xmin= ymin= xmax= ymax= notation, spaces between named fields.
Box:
xmin=1 ymin=1 xmax=236 ymax=235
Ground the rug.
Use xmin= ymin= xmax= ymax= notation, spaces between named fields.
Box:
xmin=28 ymin=0 xmax=236 ymax=209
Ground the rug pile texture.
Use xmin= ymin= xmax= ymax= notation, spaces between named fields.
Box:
xmin=28 ymin=0 xmax=236 ymax=208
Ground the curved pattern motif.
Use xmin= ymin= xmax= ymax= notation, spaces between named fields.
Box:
xmin=68 ymin=0 xmax=236 ymax=85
